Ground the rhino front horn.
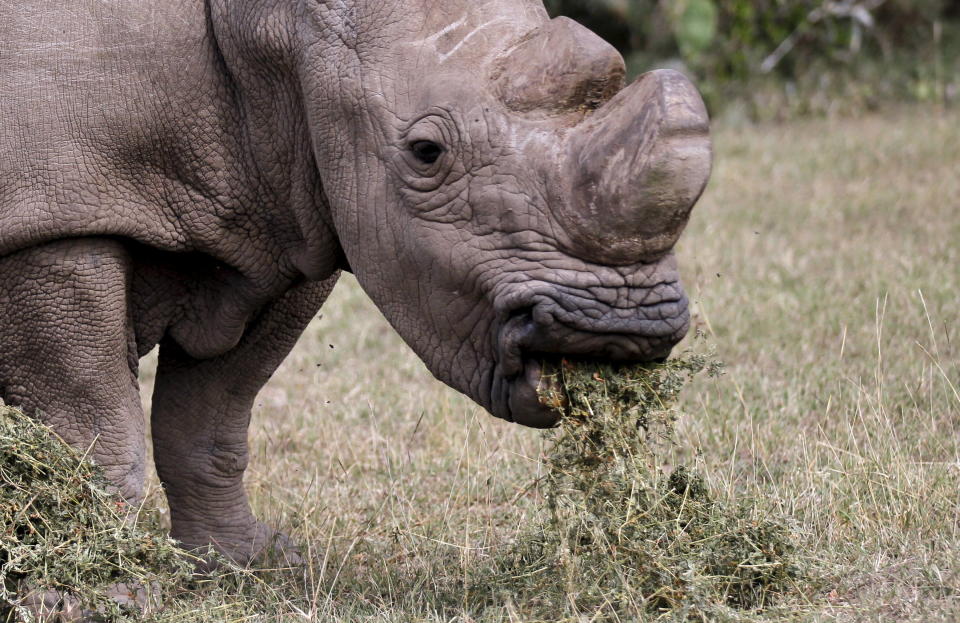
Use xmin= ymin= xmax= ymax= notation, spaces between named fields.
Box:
xmin=562 ymin=69 xmax=712 ymax=264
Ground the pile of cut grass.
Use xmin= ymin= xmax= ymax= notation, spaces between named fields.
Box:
xmin=0 ymin=402 xmax=192 ymax=620
xmin=0 ymin=402 xmax=299 ymax=622
xmin=478 ymin=347 xmax=813 ymax=621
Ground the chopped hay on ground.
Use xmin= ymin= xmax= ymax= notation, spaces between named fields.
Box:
xmin=0 ymin=402 xmax=193 ymax=620
xmin=0 ymin=403 xmax=292 ymax=622
xmin=479 ymin=347 xmax=813 ymax=621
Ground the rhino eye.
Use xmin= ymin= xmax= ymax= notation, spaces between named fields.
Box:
xmin=410 ymin=140 xmax=444 ymax=165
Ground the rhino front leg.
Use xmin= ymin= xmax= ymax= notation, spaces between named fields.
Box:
xmin=150 ymin=275 xmax=338 ymax=567
xmin=0 ymin=238 xmax=146 ymax=503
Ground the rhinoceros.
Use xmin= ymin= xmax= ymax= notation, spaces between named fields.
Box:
xmin=0 ymin=0 xmax=711 ymax=564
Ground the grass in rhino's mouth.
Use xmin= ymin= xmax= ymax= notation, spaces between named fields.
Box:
xmin=476 ymin=343 xmax=816 ymax=619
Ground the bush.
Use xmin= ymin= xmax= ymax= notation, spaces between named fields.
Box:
xmin=544 ymin=0 xmax=959 ymax=117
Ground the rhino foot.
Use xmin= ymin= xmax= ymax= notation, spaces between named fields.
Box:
xmin=247 ymin=521 xmax=304 ymax=570
xmin=185 ymin=521 xmax=304 ymax=574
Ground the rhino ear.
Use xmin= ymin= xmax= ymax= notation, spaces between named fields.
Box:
xmin=491 ymin=17 xmax=626 ymax=114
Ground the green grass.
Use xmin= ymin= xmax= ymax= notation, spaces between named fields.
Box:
xmin=137 ymin=106 xmax=960 ymax=620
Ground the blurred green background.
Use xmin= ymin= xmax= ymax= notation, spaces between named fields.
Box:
xmin=544 ymin=0 xmax=960 ymax=120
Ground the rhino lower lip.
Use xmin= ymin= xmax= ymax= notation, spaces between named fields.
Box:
xmin=489 ymin=313 xmax=558 ymax=427
xmin=505 ymin=358 xmax=566 ymax=428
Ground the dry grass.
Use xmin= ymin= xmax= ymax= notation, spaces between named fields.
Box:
xmin=0 ymin=405 xmax=308 ymax=623
xmin=674 ymin=107 xmax=960 ymax=622
xmin=13 ymin=106 xmax=957 ymax=621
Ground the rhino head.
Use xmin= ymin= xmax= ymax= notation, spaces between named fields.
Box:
xmin=255 ymin=2 xmax=710 ymax=427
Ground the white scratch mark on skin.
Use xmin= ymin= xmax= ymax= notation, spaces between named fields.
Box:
xmin=416 ymin=15 xmax=469 ymax=44
xmin=436 ymin=17 xmax=511 ymax=63
xmin=509 ymin=125 xmax=555 ymax=153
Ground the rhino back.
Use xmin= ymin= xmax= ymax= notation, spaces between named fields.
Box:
xmin=0 ymin=0 xmax=261 ymax=263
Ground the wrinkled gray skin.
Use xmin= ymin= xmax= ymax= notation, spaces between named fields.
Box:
xmin=0 ymin=0 xmax=711 ymax=564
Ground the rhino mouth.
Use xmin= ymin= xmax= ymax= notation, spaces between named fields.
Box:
xmin=491 ymin=294 xmax=688 ymax=427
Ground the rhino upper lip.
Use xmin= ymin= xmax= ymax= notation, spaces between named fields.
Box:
xmin=491 ymin=291 xmax=688 ymax=424
xmin=495 ymin=293 xmax=688 ymax=376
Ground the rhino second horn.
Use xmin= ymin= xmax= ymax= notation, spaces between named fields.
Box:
xmin=563 ymin=69 xmax=712 ymax=264
xmin=492 ymin=17 xmax=625 ymax=114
